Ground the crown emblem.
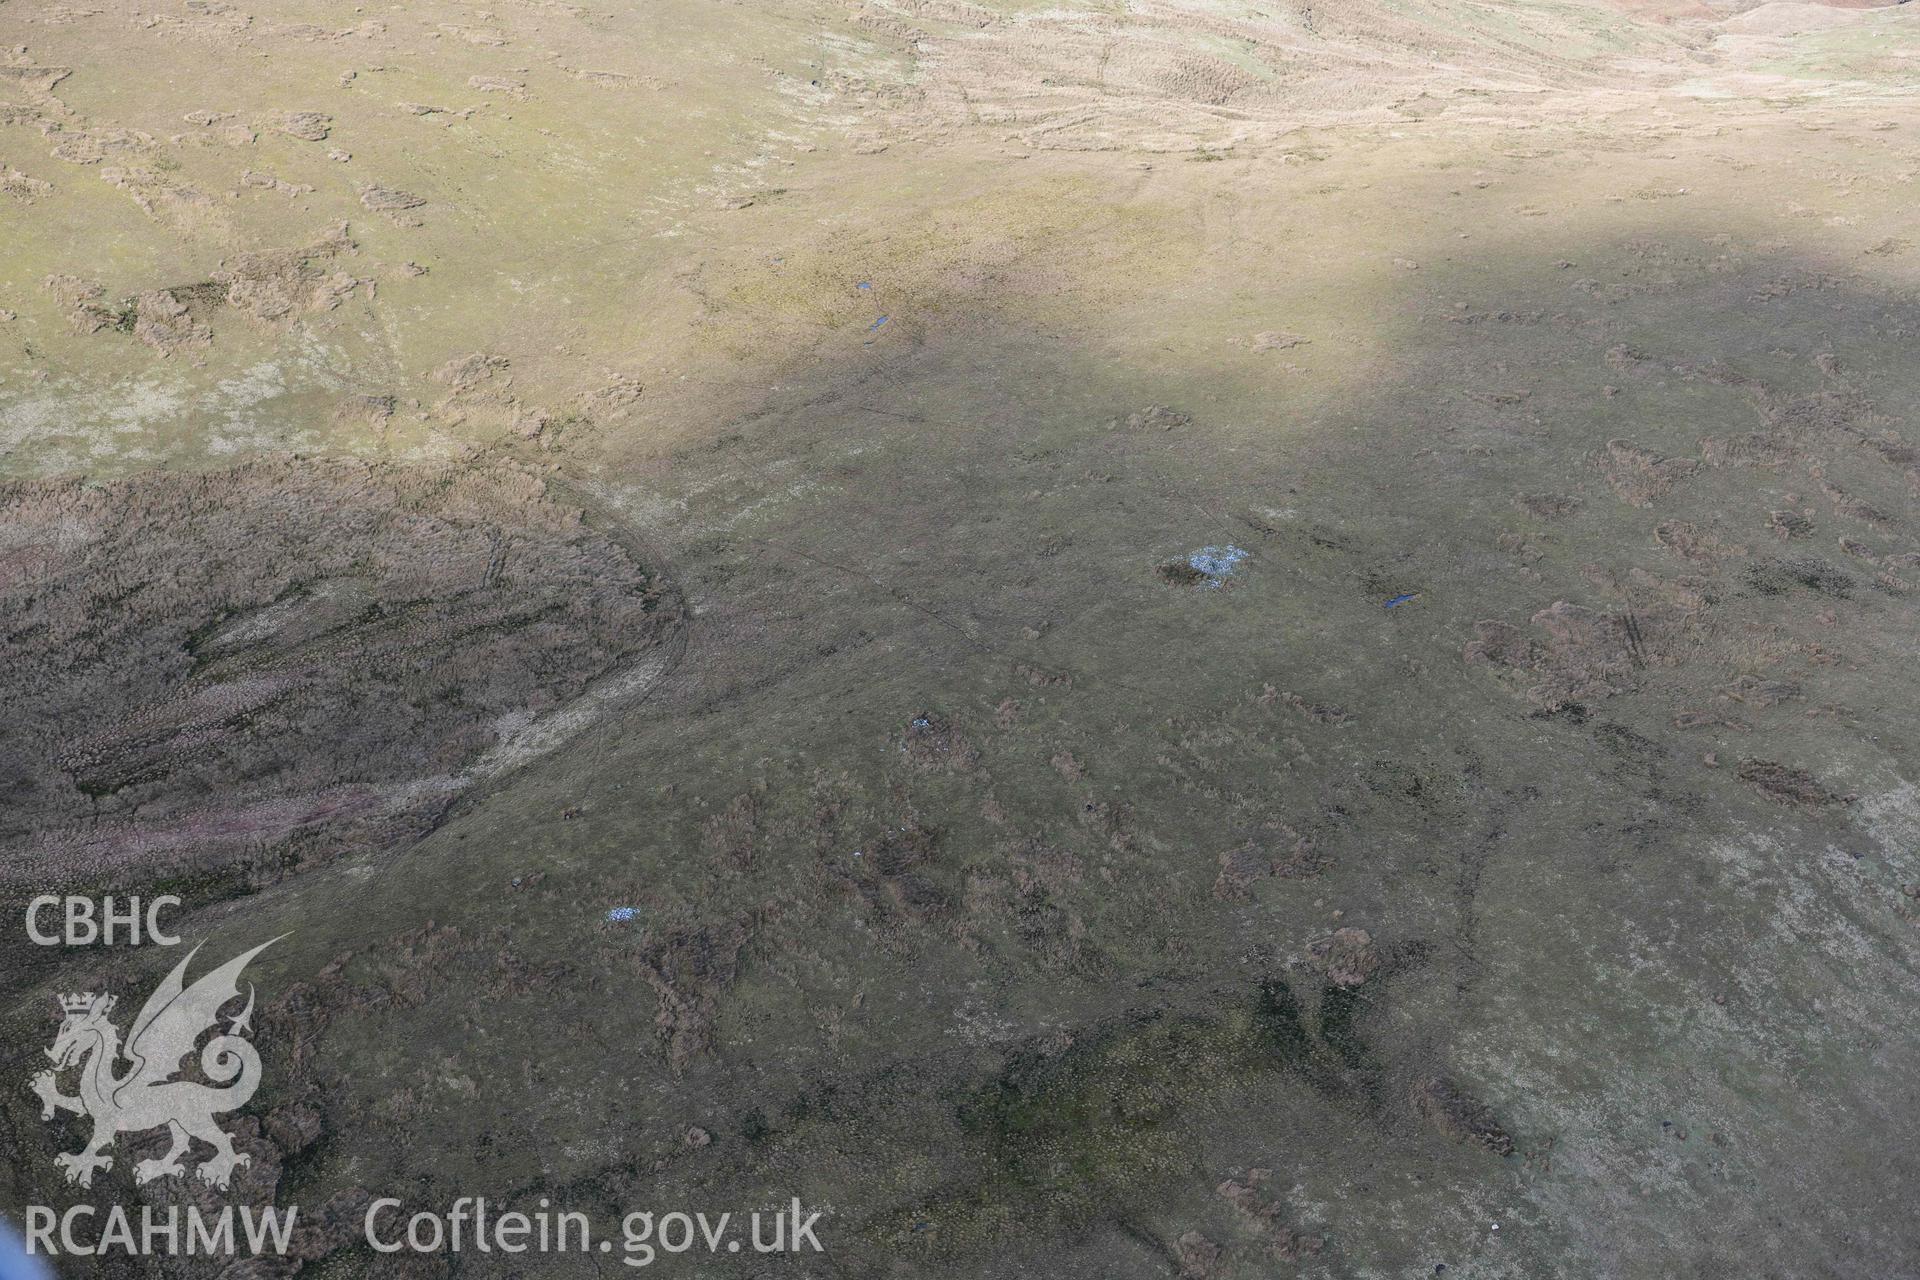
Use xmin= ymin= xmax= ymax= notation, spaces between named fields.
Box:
xmin=58 ymin=992 xmax=104 ymax=1015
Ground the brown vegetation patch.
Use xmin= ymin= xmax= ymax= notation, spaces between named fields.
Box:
xmin=0 ymin=457 xmax=678 ymax=902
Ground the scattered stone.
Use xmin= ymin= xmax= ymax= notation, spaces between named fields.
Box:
xmin=263 ymin=1101 xmax=324 ymax=1153
xmin=211 ymin=224 xmax=361 ymax=321
xmin=130 ymin=287 xmax=212 ymax=354
xmin=358 ymin=182 xmax=426 ymax=212
xmin=1263 ymin=687 xmax=1349 ymax=725
xmin=1653 ymin=519 xmax=1735 ymax=563
xmin=240 ymin=168 xmax=314 ymax=197
xmin=1816 ymin=479 xmax=1889 ymax=525
xmin=1465 ymin=599 xmax=1692 ymax=708
xmin=1463 ymin=618 xmax=1535 ymax=669
xmin=1744 ymin=556 xmax=1853 ymax=599
xmin=1216 ymin=1174 xmax=1274 ymax=1219
xmin=42 ymin=273 xmax=121 ymax=333
xmin=1247 ymin=330 xmax=1308 ymax=352
xmin=1312 ymin=926 xmax=1379 ymax=988
xmin=1718 ymin=676 xmax=1800 ymax=708
xmin=440 ymin=23 xmax=508 ymax=45
xmin=1179 ymin=545 xmax=1248 ymax=588
xmin=1158 ymin=559 xmax=1208 ymax=586
xmin=1767 ymin=509 xmax=1814 ymax=540
xmin=574 ymin=373 xmax=644 ymax=420
xmin=1599 ymin=439 xmax=1698 ymax=507
xmin=1413 ymin=1076 xmax=1514 ymax=1156
xmin=1214 ymin=844 xmax=1270 ymax=900
xmin=1115 ymin=404 xmax=1191 ymax=431
xmin=1271 ymin=1227 xmax=1327 ymax=1263
xmin=511 ymin=407 xmax=551 ymax=442
xmin=1837 ymin=536 xmax=1877 ymax=561
xmin=567 ymin=67 xmax=646 ymax=89
xmin=1175 ymin=1231 xmax=1220 ymax=1279
xmin=638 ymin=921 xmax=751 ymax=1071
xmin=273 ymin=110 xmax=333 ymax=141
xmin=433 ymin=352 xmax=510 ymax=390
xmin=1701 ymin=433 xmax=1797 ymax=468
xmin=332 ymin=393 xmax=396 ymax=429
xmin=1736 ymin=759 xmax=1842 ymax=807
xmin=1672 ymin=712 xmax=1748 ymax=732
xmin=1515 ymin=492 xmax=1581 ymax=520
xmin=901 ymin=713 xmax=978 ymax=771
xmin=1 ymin=162 xmax=51 ymax=201
xmin=468 ymin=75 xmax=527 ymax=97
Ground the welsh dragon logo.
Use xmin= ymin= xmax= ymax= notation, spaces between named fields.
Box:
xmin=31 ymin=939 xmax=280 ymax=1191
